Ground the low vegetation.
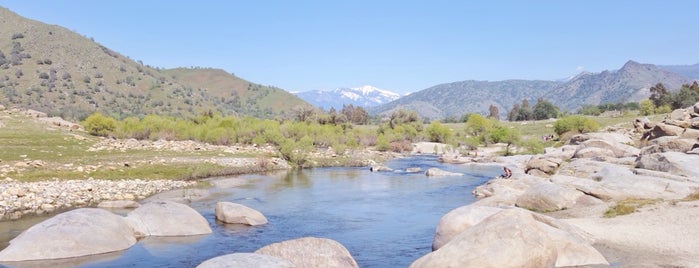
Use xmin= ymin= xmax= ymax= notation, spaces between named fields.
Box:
xmin=604 ymin=198 xmax=659 ymax=218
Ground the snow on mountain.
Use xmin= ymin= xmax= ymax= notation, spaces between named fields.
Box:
xmin=295 ymin=85 xmax=401 ymax=110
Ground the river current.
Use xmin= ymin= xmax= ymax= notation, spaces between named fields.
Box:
xmin=0 ymin=155 xmax=500 ymax=268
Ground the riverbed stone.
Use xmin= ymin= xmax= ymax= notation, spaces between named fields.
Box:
xmin=410 ymin=208 xmax=608 ymax=268
xmin=197 ymin=253 xmax=295 ymax=268
xmin=425 ymin=168 xmax=463 ymax=177
xmin=125 ymin=201 xmax=212 ymax=237
xmin=255 ymin=237 xmax=358 ymax=268
xmin=215 ymin=202 xmax=268 ymax=226
xmin=0 ymin=208 xmax=136 ymax=261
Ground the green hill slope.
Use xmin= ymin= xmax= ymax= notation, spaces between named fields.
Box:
xmin=0 ymin=7 xmax=309 ymax=120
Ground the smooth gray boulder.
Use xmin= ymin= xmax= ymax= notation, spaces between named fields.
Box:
xmin=515 ymin=181 xmax=585 ymax=212
xmin=410 ymin=208 xmax=608 ymax=268
xmin=643 ymin=123 xmax=684 ymax=140
xmin=425 ymin=168 xmax=463 ymax=177
xmin=525 ymin=155 xmax=563 ymax=175
xmin=255 ymin=237 xmax=358 ymax=268
xmin=636 ymin=152 xmax=699 ymax=179
xmin=215 ymin=202 xmax=268 ymax=226
xmin=575 ymin=139 xmax=640 ymax=158
xmin=641 ymin=136 xmax=698 ymax=154
xmin=197 ymin=253 xmax=295 ymax=268
xmin=125 ymin=201 xmax=212 ymax=237
xmin=0 ymin=208 xmax=136 ymax=261
xmin=432 ymin=205 xmax=503 ymax=250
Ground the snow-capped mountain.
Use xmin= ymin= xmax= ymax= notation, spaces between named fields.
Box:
xmin=295 ymin=85 xmax=401 ymax=110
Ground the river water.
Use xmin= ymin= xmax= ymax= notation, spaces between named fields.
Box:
xmin=0 ymin=155 xmax=500 ymax=268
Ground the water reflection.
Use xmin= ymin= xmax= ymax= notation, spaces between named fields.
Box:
xmin=0 ymin=156 xmax=500 ymax=268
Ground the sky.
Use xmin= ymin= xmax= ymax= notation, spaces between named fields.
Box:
xmin=1 ymin=1 xmax=698 ymax=94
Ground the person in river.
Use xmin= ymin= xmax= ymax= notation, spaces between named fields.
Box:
xmin=501 ymin=166 xmax=512 ymax=179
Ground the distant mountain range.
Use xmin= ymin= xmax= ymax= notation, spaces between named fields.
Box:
xmin=0 ymin=7 xmax=311 ymax=120
xmin=294 ymin=85 xmax=401 ymax=110
xmin=371 ymin=60 xmax=696 ymax=120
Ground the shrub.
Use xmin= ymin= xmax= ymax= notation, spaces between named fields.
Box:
xmin=425 ymin=120 xmax=452 ymax=143
xmin=82 ymin=112 xmax=117 ymax=136
xmin=553 ymin=115 xmax=599 ymax=135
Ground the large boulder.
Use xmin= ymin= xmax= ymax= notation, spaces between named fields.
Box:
xmin=643 ymin=123 xmax=685 ymax=140
xmin=197 ymin=253 xmax=295 ymax=268
xmin=574 ymin=139 xmax=639 ymax=158
xmin=515 ymin=181 xmax=585 ymax=212
xmin=525 ymin=155 xmax=563 ymax=176
xmin=0 ymin=208 xmax=136 ymax=261
xmin=695 ymin=102 xmax=699 ymax=114
xmin=255 ymin=237 xmax=358 ymax=268
xmin=432 ymin=205 xmax=503 ymax=250
xmin=410 ymin=208 xmax=608 ymax=268
xmin=425 ymin=168 xmax=463 ymax=177
xmin=636 ymin=152 xmax=699 ymax=180
xmin=681 ymin=128 xmax=699 ymax=139
xmin=215 ymin=202 xmax=268 ymax=226
xmin=640 ymin=136 xmax=698 ymax=154
xmin=125 ymin=201 xmax=212 ymax=237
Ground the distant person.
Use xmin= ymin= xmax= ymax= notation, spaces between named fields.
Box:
xmin=502 ymin=166 xmax=512 ymax=179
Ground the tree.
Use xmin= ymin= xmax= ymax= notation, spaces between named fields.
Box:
xmin=639 ymin=99 xmax=655 ymax=116
xmin=649 ymin=83 xmax=670 ymax=108
xmin=465 ymin=114 xmax=493 ymax=137
xmin=425 ymin=120 xmax=452 ymax=143
xmin=490 ymin=126 xmax=520 ymax=156
xmin=671 ymin=83 xmax=699 ymax=109
xmin=507 ymin=103 xmax=520 ymax=121
xmin=488 ymin=104 xmax=499 ymax=120
xmin=532 ymin=98 xmax=559 ymax=120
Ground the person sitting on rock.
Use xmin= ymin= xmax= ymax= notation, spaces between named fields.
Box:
xmin=502 ymin=166 xmax=512 ymax=179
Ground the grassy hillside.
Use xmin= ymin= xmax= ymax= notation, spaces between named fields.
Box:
xmin=0 ymin=7 xmax=309 ymax=120
xmin=162 ymin=68 xmax=310 ymax=118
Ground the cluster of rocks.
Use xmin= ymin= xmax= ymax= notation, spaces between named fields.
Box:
xmin=0 ymin=108 xmax=80 ymax=130
xmin=0 ymin=198 xmax=360 ymax=267
xmin=0 ymin=179 xmax=195 ymax=220
xmin=412 ymin=103 xmax=699 ymax=267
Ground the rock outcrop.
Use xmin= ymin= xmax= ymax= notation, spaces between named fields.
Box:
xmin=255 ymin=237 xmax=358 ymax=268
xmin=412 ymin=208 xmax=608 ymax=268
xmin=125 ymin=201 xmax=212 ymax=237
xmin=0 ymin=208 xmax=136 ymax=261
xmin=215 ymin=202 xmax=268 ymax=226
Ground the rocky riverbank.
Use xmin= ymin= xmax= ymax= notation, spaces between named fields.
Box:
xmin=0 ymin=179 xmax=196 ymax=221
xmin=412 ymin=102 xmax=699 ymax=267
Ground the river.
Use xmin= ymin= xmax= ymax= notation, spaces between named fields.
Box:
xmin=0 ymin=155 xmax=500 ymax=268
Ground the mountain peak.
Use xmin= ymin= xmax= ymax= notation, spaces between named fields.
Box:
xmin=295 ymin=85 xmax=401 ymax=110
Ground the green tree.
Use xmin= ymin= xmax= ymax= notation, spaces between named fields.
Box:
xmin=465 ymin=114 xmax=493 ymax=137
xmin=425 ymin=120 xmax=452 ymax=143
xmin=489 ymin=126 xmax=520 ymax=156
xmin=639 ymin=99 xmax=655 ymax=116
xmin=649 ymin=83 xmax=671 ymax=108
xmin=82 ymin=112 xmax=117 ymax=136
xmin=532 ymin=98 xmax=559 ymax=120
xmin=553 ymin=115 xmax=599 ymax=135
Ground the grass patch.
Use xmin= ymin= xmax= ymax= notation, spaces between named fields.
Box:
xmin=681 ymin=191 xmax=699 ymax=201
xmin=604 ymin=198 xmax=659 ymax=218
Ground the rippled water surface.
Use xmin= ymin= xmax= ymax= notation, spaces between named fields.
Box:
xmin=0 ymin=156 xmax=500 ymax=268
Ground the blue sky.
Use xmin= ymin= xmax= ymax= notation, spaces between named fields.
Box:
xmin=1 ymin=1 xmax=697 ymax=94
